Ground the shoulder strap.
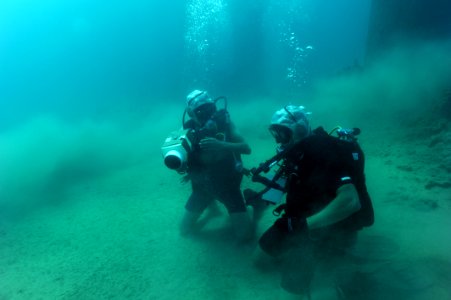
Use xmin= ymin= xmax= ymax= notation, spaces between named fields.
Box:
xmin=312 ymin=126 xmax=328 ymax=137
xmin=183 ymin=119 xmax=196 ymax=130
xmin=213 ymin=109 xmax=230 ymax=125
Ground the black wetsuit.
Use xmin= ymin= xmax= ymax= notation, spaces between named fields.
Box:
xmin=259 ymin=127 xmax=365 ymax=295
xmin=184 ymin=110 xmax=246 ymax=214
xmin=284 ymin=130 xmax=355 ymax=220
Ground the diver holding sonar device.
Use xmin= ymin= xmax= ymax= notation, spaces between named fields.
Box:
xmin=251 ymin=104 xmax=374 ymax=298
xmin=244 ymin=114 xmax=368 ymax=217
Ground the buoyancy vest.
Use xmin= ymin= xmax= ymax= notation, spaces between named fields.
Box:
xmin=284 ymin=127 xmax=374 ymax=230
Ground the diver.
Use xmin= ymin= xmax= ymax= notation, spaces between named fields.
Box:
xmin=252 ymin=105 xmax=374 ymax=299
xmin=175 ymin=90 xmax=254 ymax=242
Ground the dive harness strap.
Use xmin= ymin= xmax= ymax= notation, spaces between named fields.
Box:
xmin=273 ymin=203 xmax=286 ymax=216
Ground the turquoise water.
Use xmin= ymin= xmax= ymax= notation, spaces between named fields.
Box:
xmin=1 ymin=1 xmax=451 ymax=299
xmin=0 ymin=0 xmax=371 ymax=127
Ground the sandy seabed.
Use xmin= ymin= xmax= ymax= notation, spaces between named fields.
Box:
xmin=1 ymin=99 xmax=450 ymax=300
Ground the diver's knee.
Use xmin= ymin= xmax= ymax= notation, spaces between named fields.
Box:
xmin=230 ymin=210 xmax=254 ymax=242
xmin=179 ymin=210 xmax=201 ymax=236
xmin=252 ymin=243 xmax=279 ymax=271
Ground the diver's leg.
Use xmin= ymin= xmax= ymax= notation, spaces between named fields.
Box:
xmin=205 ymin=200 xmax=222 ymax=218
xmin=219 ymin=186 xmax=254 ymax=242
xmin=180 ymin=188 xmax=212 ymax=236
xmin=243 ymin=188 xmax=269 ymax=224
xmin=256 ymin=224 xmax=313 ymax=299
xmin=229 ymin=208 xmax=254 ymax=242
xmin=179 ymin=210 xmax=203 ymax=235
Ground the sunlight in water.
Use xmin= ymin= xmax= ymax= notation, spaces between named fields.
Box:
xmin=184 ymin=0 xmax=229 ymax=84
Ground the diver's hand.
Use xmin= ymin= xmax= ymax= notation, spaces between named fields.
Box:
xmin=180 ymin=174 xmax=190 ymax=184
xmin=199 ymin=137 xmax=227 ymax=151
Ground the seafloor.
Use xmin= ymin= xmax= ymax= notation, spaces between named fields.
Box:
xmin=1 ymin=96 xmax=450 ymax=300
xmin=1 ymin=48 xmax=450 ymax=299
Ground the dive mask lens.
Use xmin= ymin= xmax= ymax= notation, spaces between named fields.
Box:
xmin=195 ymin=103 xmax=216 ymax=122
xmin=269 ymin=125 xmax=292 ymax=145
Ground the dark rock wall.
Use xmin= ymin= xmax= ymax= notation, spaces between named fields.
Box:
xmin=366 ymin=0 xmax=451 ymax=61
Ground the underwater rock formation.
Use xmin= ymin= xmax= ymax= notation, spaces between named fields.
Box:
xmin=366 ymin=0 xmax=451 ymax=61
